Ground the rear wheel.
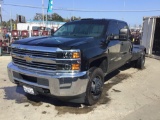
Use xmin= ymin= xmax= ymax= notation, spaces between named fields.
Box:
xmin=136 ymin=52 xmax=145 ymax=69
xmin=85 ymin=67 xmax=104 ymax=105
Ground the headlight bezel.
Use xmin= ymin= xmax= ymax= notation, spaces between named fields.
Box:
xmin=56 ymin=50 xmax=81 ymax=59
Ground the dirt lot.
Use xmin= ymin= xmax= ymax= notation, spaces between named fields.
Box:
xmin=0 ymin=56 xmax=160 ymax=120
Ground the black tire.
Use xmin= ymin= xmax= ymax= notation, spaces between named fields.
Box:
xmin=85 ymin=67 xmax=104 ymax=106
xmin=136 ymin=52 xmax=145 ymax=69
xmin=25 ymin=93 xmax=35 ymax=98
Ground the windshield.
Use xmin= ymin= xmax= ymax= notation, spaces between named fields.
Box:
xmin=54 ymin=21 xmax=105 ymax=37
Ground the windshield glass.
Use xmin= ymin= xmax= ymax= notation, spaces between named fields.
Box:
xmin=54 ymin=21 xmax=105 ymax=37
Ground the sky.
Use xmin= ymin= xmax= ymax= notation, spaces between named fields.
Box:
xmin=2 ymin=0 xmax=160 ymax=26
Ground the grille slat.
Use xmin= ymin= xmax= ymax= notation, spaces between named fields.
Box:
xmin=13 ymin=57 xmax=57 ymax=71
xmin=13 ymin=58 xmax=56 ymax=67
xmin=12 ymin=48 xmax=56 ymax=58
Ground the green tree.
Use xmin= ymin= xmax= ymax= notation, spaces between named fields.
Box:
xmin=33 ymin=13 xmax=82 ymax=22
xmin=71 ymin=16 xmax=81 ymax=21
xmin=51 ymin=13 xmax=64 ymax=22
xmin=33 ymin=13 xmax=43 ymax=21
xmin=6 ymin=19 xmax=17 ymax=30
xmin=63 ymin=17 xmax=71 ymax=22
xmin=1 ymin=21 xmax=7 ymax=27
xmin=33 ymin=13 xmax=64 ymax=22
xmin=44 ymin=14 xmax=52 ymax=21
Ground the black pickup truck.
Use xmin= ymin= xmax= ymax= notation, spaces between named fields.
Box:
xmin=7 ymin=19 xmax=146 ymax=105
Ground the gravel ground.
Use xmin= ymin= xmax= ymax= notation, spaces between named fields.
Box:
xmin=0 ymin=56 xmax=160 ymax=120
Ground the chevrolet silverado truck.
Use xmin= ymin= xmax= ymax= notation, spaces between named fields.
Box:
xmin=7 ymin=19 xmax=146 ymax=105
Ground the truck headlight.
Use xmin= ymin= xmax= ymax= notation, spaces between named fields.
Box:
xmin=57 ymin=51 xmax=81 ymax=59
xmin=72 ymin=52 xmax=80 ymax=59
xmin=63 ymin=52 xmax=72 ymax=59
xmin=63 ymin=52 xmax=80 ymax=59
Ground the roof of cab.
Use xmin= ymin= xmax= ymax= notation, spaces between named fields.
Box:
xmin=70 ymin=18 xmax=127 ymax=24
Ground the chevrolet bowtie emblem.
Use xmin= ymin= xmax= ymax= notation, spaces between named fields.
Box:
xmin=24 ymin=56 xmax=32 ymax=63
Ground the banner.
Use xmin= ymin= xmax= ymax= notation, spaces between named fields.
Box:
xmin=47 ymin=0 xmax=53 ymax=13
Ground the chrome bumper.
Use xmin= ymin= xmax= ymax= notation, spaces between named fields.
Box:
xmin=7 ymin=62 xmax=88 ymax=97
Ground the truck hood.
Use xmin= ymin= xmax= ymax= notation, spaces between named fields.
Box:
xmin=13 ymin=36 xmax=94 ymax=49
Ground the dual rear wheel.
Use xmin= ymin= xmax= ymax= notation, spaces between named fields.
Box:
xmin=136 ymin=52 xmax=145 ymax=69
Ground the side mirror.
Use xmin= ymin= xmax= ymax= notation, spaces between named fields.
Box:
xmin=119 ymin=28 xmax=129 ymax=40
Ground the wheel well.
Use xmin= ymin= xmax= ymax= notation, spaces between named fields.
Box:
xmin=89 ymin=57 xmax=108 ymax=73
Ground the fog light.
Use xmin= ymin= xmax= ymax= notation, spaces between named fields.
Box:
xmin=72 ymin=64 xmax=80 ymax=70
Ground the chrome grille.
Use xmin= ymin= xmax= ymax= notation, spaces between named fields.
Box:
xmin=12 ymin=48 xmax=56 ymax=58
xmin=12 ymin=57 xmax=57 ymax=71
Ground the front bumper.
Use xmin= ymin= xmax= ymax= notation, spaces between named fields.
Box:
xmin=7 ymin=62 xmax=89 ymax=102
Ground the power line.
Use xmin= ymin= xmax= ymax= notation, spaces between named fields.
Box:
xmin=3 ymin=3 xmax=160 ymax=13
xmin=4 ymin=3 xmax=42 ymax=9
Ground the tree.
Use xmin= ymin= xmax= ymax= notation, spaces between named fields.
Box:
xmin=51 ymin=13 xmax=64 ymax=21
xmin=1 ymin=21 xmax=7 ymax=27
xmin=34 ymin=13 xmax=43 ymax=21
xmin=6 ymin=19 xmax=17 ymax=30
xmin=33 ymin=13 xmax=64 ymax=22
xmin=44 ymin=14 xmax=52 ymax=21
xmin=33 ymin=13 xmax=81 ymax=22
xmin=63 ymin=17 xmax=71 ymax=22
xmin=70 ymin=16 xmax=81 ymax=21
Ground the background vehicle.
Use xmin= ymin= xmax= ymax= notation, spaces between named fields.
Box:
xmin=7 ymin=19 xmax=146 ymax=105
xmin=142 ymin=16 xmax=160 ymax=55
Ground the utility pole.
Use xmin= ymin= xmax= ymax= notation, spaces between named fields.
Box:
xmin=42 ymin=0 xmax=44 ymax=26
xmin=0 ymin=0 xmax=3 ymax=44
xmin=10 ymin=8 xmax=12 ymax=31
xmin=0 ymin=0 xmax=3 ymax=33
xmin=46 ymin=14 xmax=47 ymax=27
xmin=72 ymin=0 xmax=74 ymax=20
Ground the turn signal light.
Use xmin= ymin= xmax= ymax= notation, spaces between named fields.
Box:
xmin=72 ymin=64 xmax=80 ymax=70
xmin=72 ymin=52 xmax=80 ymax=59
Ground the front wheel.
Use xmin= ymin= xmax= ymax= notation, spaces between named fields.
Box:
xmin=85 ymin=67 xmax=104 ymax=105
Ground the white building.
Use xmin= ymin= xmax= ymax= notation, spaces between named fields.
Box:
xmin=17 ymin=20 xmax=65 ymax=30
xmin=17 ymin=20 xmax=65 ymax=36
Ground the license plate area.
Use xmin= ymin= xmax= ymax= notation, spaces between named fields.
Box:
xmin=23 ymin=86 xmax=35 ymax=95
